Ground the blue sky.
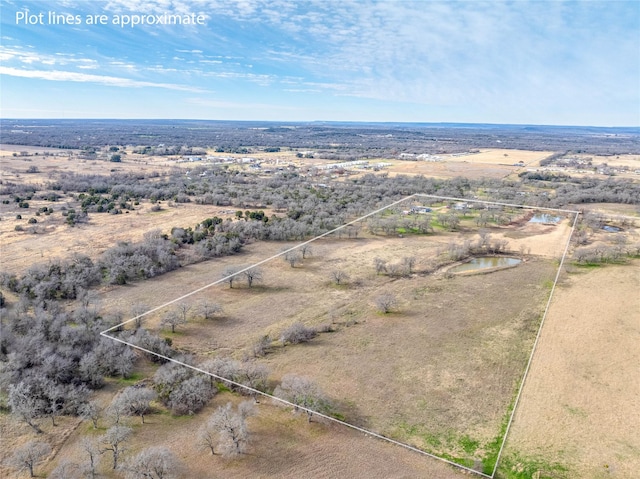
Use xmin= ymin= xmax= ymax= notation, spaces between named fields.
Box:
xmin=1 ymin=0 xmax=638 ymax=125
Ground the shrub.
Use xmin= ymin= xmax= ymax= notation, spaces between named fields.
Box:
xmin=280 ymin=322 xmax=317 ymax=345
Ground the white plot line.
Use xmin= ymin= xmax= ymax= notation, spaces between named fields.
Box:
xmin=100 ymin=194 xmax=578 ymax=477
xmin=489 ymin=210 xmax=579 ymax=478
xmin=103 ymin=332 xmax=493 ymax=478
xmin=101 ymin=194 xmax=413 ymax=334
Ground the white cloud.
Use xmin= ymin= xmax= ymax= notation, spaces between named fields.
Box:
xmin=0 ymin=66 xmax=206 ymax=92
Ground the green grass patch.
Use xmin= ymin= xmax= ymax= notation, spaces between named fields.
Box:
xmin=330 ymin=411 xmax=346 ymax=421
xmin=216 ymin=382 xmax=232 ymax=393
xmin=459 ymin=435 xmax=480 ymax=455
xmin=112 ymin=372 xmax=145 ymax=386
xmin=572 ymin=262 xmax=602 ymax=269
xmin=496 ymin=452 xmax=568 ymax=479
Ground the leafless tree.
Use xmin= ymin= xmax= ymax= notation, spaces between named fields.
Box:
xmin=81 ymin=438 xmax=101 ymax=479
xmin=221 ymin=265 xmax=242 ymax=288
xmin=176 ymin=302 xmax=191 ymax=323
xmin=375 ymin=293 xmax=398 ymax=314
xmin=116 ymin=387 xmax=156 ymax=424
xmin=7 ymin=382 xmax=44 ymax=433
xmin=79 ymin=400 xmax=101 ymax=428
xmin=49 ymin=459 xmax=82 ymax=479
xmin=100 ymin=425 xmax=132 ymax=469
xmin=251 ymin=335 xmax=272 ymax=357
xmin=330 ymin=269 xmax=349 ymax=285
xmin=243 ymin=266 xmax=263 ymax=288
xmin=273 ymin=374 xmax=330 ymax=422
xmin=198 ymin=300 xmax=223 ymax=320
xmin=122 ymin=446 xmax=182 ymax=479
xmin=386 ymin=262 xmax=403 ymax=277
xmin=204 ymin=401 xmax=254 ymax=457
xmin=283 ymin=249 xmax=303 ymax=268
xmin=131 ymin=302 xmax=150 ymax=329
xmin=8 ymin=440 xmax=51 ymax=477
xmin=402 ymin=256 xmax=416 ymax=274
xmin=299 ymin=244 xmax=313 ymax=259
xmin=161 ymin=309 xmax=186 ymax=333
xmin=373 ymin=257 xmax=387 ymax=275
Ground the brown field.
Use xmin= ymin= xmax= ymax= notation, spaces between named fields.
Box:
xmin=377 ymin=149 xmax=553 ymax=181
xmin=0 ymin=390 xmax=468 ymax=479
xmin=499 ymin=261 xmax=640 ymax=478
xmin=383 ymin=160 xmax=518 ymax=180
xmin=450 ymin=149 xmax=555 ymax=167
xmin=575 ymin=153 xmax=640 ymax=169
xmin=5 ymin=166 xmax=638 ymax=479
xmin=0 ymin=199 xmax=250 ymax=275
xmin=93 ymin=209 xmax=571 ymax=474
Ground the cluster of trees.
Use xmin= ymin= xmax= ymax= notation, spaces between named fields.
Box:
xmin=1 ymin=302 xmax=138 ymax=434
xmin=101 ymin=232 xmax=179 ymax=285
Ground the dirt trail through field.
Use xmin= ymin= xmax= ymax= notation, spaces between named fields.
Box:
xmin=503 ymin=261 xmax=640 ymax=478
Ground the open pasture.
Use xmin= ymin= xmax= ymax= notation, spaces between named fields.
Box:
xmin=106 ymin=199 xmax=573 ymax=474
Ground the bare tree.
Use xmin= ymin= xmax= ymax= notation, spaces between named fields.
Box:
xmin=330 ymin=269 xmax=349 ymax=285
xmin=49 ymin=459 xmax=82 ymax=479
xmin=283 ymin=249 xmax=302 ymax=268
xmin=100 ymin=425 xmax=132 ymax=469
xmin=206 ymin=402 xmax=253 ymax=457
xmin=79 ymin=400 xmax=101 ymax=428
xmin=198 ymin=300 xmax=223 ymax=320
xmin=8 ymin=382 xmax=44 ymax=433
xmin=198 ymin=419 xmax=218 ymax=455
xmin=237 ymin=361 xmax=270 ymax=393
xmin=161 ymin=309 xmax=186 ymax=333
xmin=122 ymin=446 xmax=182 ymax=479
xmin=131 ymin=302 xmax=150 ymax=329
xmin=81 ymin=438 xmax=101 ymax=479
xmin=176 ymin=302 xmax=191 ymax=323
xmin=373 ymin=257 xmax=387 ymax=275
xmin=251 ymin=335 xmax=272 ymax=357
xmin=273 ymin=374 xmax=330 ymax=422
xmin=402 ymin=256 xmax=416 ymax=274
xmin=375 ymin=293 xmax=398 ymax=314
xmin=116 ymin=387 xmax=156 ymax=424
xmin=221 ymin=266 xmax=242 ymax=288
xmin=243 ymin=266 xmax=263 ymax=288
xmin=300 ymin=244 xmax=313 ymax=259
xmin=8 ymin=440 xmax=51 ymax=477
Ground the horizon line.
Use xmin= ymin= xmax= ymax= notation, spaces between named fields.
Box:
xmin=2 ymin=118 xmax=639 ymax=130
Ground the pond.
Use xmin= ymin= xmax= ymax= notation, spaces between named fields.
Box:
xmin=602 ymin=225 xmax=621 ymax=232
xmin=449 ymin=256 xmax=522 ymax=274
xmin=529 ymin=214 xmax=561 ymax=224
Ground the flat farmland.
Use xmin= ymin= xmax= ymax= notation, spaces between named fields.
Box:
xmin=378 ymin=149 xmax=552 ymax=180
xmin=0 ymin=199 xmax=246 ymax=274
xmin=106 ymin=208 xmax=571 ymax=474
xmin=34 ymin=390 xmax=467 ymax=479
xmin=384 ymin=160 xmax=517 ymax=180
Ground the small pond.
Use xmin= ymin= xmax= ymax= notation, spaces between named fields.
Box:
xmin=449 ymin=256 xmax=522 ymax=274
xmin=602 ymin=225 xmax=621 ymax=233
xmin=529 ymin=214 xmax=561 ymax=224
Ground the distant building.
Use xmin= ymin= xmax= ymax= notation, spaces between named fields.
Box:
xmin=409 ymin=206 xmax=432 ymax=214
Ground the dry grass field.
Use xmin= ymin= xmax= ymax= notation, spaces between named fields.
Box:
xmin=94 ymin=209 xmax=570 ymax=474
xmin=3 ymin=144 xmax=638 ymax=479
xmin=498 ymin=260 xmax=640 ymax=479
xmin=378 ymin=149 xmax=554 ymax=181
xmin=0 ymin=199 xmax=245 ymax=275
xmin=19 ymin=390 xmax=467 ymax=479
